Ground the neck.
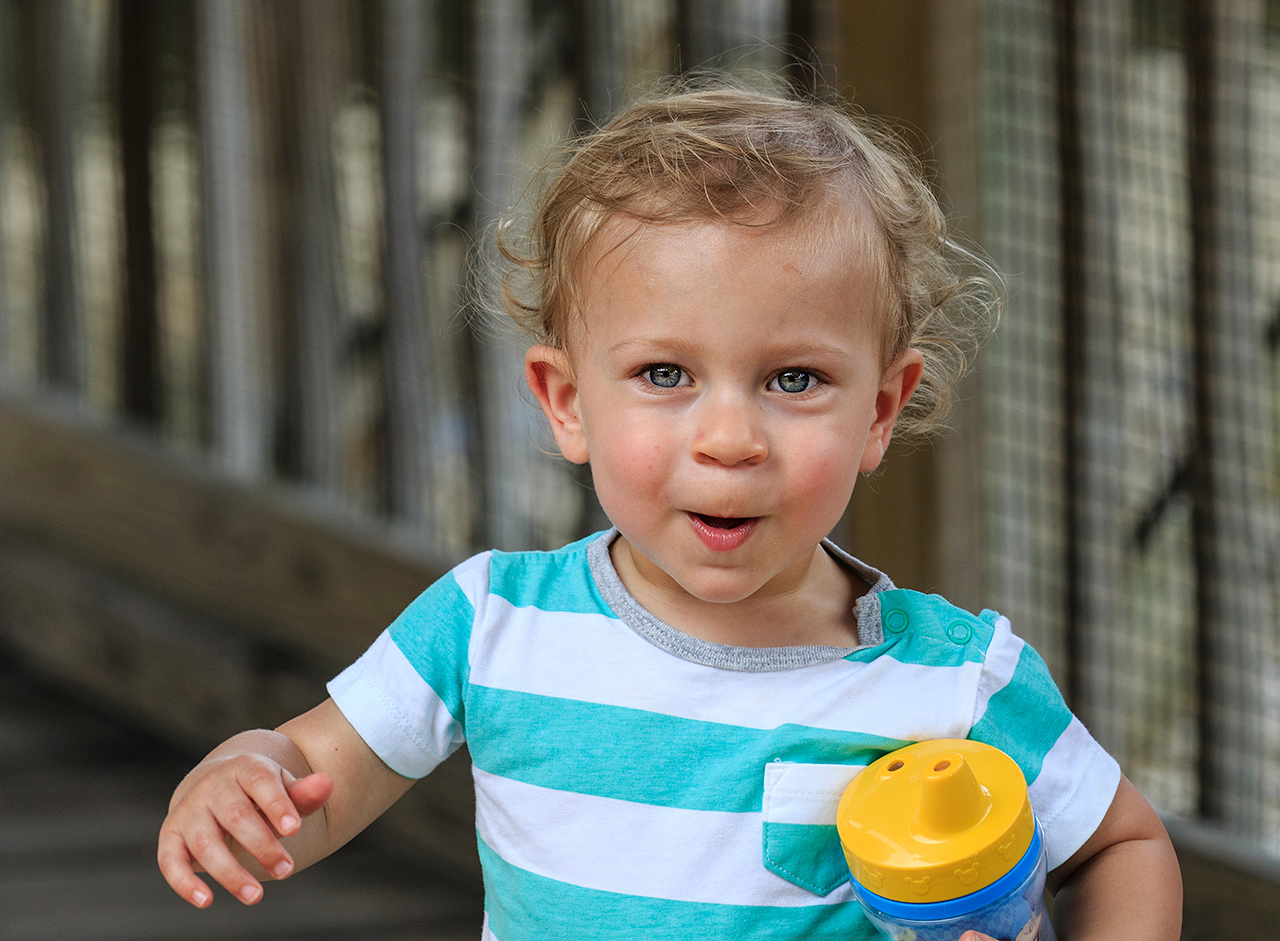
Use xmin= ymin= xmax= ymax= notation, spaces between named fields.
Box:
xmin=609 ymin=537 xmax=865 ymax=648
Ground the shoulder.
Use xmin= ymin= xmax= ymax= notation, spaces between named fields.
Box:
xmin=874 ymin=588 xmax=1006 ymax=665
xmin=386 ymin=533 xmax=613 ymax=674
xmin=406 ymin=531 xmax=606 ymax=612
xmin=482 ymin=531 xmax=613 ymax=617
xmin=393 ymin=531 xmax=617 ymax=644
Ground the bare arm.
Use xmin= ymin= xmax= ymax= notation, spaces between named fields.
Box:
xmin=961 ymin=774 xmax=1182 ymax=941
xmin=1045 ymin=774 xmax=1182 ymax=940
xmin=157 ymin=698 xmax=415 ymax=908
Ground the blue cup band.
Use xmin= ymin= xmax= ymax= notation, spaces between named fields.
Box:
xmin=852 ymin=822 xmax=1044 ymax=921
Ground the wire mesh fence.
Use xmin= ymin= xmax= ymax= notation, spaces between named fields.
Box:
xmin=984 ymin=0 xmax=1280 ymax=848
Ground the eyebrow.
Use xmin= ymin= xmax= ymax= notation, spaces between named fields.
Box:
xmin=606 ymin=335 xmax=857 ymax=364
xmin=606 ymin=336 xmax=699 ymax=357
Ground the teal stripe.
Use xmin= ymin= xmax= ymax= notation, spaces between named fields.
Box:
xmin=969 ymin=643 xmax=1072 ymax=785
xmin=478 ymin=835 xmax=875 ymax=941
xmin=869 ymin=591 xmax=995 ymax=668
xmin=389 ymin=572 xmax=473 ymax=721
xmin=467 ymin=686 xmax=905 ymax=812
xmin=488 ymin=539 xmax=614 ymax=616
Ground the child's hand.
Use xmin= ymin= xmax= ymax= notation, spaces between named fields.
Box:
xmin=157 ymin=701 xmax=417 ymax=910
xmin=157 ymin=750 xmax=333 ymax=908
xmin=959 ymin=933 xmax=997 ymax=941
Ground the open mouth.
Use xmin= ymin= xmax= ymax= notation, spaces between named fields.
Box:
xmin=695 ymin=513 xmax=751 ymax=529
xmin=688 ymin=512 xmax=759 ymax=551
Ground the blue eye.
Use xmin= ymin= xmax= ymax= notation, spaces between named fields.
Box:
xmin=771 ymin=370 xmax=816 ymax=394
xmin=646 ymin=364 xmax=684 ymax=388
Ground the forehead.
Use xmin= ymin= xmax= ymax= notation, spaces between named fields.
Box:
xmin=561 ymin=203 xmax=891 ymax=369
xmin=572 ymin=199 xmax=889 ymax=327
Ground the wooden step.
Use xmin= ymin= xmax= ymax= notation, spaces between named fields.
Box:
xmin=0 ymin=658 xmax=483 ymax=941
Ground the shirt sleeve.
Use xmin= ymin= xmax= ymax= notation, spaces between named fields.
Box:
xmin=967 ymin=615 xmax=1122 ymax=870
xmin=327 ymin=554 xmax=484 ymax=779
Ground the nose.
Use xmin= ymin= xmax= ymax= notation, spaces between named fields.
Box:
xmin=691 ymin=392 xmax=768 ymax=467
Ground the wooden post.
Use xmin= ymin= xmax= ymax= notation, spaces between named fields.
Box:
xmin=294 ymin=2 xmax=342 ymax=492
xmin=35 ymin=0 xmax=79 ymax=392
xmin=675 ymin=0 xmax=692 ymax=72
xmin=928 ymin=0 xmax=986 ymax=614
xmin=197 ymin=0 xmax=267 ymax=480
xmin=576 ymin=0 xmax=620 ymax=122
xmin=834 ymin=1 xmax=937 ymax=591
xmin=1187 ymin=0 xmax=1272 ymax=834
xmin=472 ymin=0 xmax=528 ymax=549
xmin=119 ymin=0 xmax=160 ymax=424
xmin=0 ymin=0 xmax=15 ymax=384
xmin=784 ymin=0 xmax=819 ymax=88
xmin=679 ymin=0 xmax=788 ymax=72
xmin=1067 ymin=0 xmax=1128 ymax=743
xmin=1055 ymin=0 xmax=1083 ymax=714
xmin=679 ymin=0 xmax=715 ymax=68
xmin=381 ymin=0 xmax=431 ymax=524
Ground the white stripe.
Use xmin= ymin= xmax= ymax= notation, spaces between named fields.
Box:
xmin=473 ymin=767 xmax=854 ymax=907
xmin=451 ymin=549 xmax=494 ymax=609
xmin=762 ymin=762 xmax=866 ymax=826
xmin=1029 ymin=716 xmax=1122 ymax=869
xmin=970 ymin=616 xmax=1024 ymax=726
xmin=469 ymin=596 xmax=977 ymax=740
xmin=327 ymin=631 xmax=461 ymax=778
xmin=482 ymin=911 xmax=496 ymax=940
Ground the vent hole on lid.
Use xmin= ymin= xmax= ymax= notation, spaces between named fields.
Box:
xmin=887 ymin=760 xmax=905 ymax=772
xmin=933 ymin=760 xmax=952 ymax=772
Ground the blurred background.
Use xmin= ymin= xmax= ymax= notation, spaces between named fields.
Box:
xmin=0 ymin=0 xmax=1277 ymax=937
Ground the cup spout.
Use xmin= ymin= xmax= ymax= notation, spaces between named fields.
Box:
xmin=919 ymin=752 xmax=990 ymax=834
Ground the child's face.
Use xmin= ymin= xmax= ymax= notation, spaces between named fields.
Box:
xmin=527 ymin=212 xmax=922 ymax=612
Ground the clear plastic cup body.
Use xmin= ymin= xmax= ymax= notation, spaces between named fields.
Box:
xmin=852 ymin=824 xmax=1055 ymax=941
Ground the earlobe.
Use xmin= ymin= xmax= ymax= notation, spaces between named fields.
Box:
xmin=525 ymin=345 xmax=590 ymax=464
xmin=860 ymin=349 xmax=925 ymax=473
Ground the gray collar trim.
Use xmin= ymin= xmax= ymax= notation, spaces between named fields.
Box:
xmin=585 ymin=529 xmax=893 ymax=672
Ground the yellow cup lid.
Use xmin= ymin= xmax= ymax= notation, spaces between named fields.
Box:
xmin=836 ymin=739 xmax=1034 ymax=904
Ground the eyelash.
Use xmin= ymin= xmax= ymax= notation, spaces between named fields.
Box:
xmin=640 ymin=364 xmax=688 ymax=389
xmin=637 ymin=364 xmax=823 ymax=395
xmin=768 ymin=370 xmax=819 ymax=394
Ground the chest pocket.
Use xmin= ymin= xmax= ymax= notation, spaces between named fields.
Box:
xmin=761 ymin=761 xmax=864 ymax=897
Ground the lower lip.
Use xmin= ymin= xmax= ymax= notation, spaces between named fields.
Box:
xmin=687 ymin=513 xmax=759 ymax=552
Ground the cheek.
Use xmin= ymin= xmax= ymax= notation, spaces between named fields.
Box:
xmin=584 ymin=414 xmax=673 ymax=502
xmin=785 ymin=438 xmax=861 ymax=510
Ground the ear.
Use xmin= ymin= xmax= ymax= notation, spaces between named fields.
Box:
xmin=525 ymin=345 xmax=590 ymax=464
xmin=860 ymin=348 xmax=925 ymax=473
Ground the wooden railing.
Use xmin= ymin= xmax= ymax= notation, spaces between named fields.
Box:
xmin=0 ymin=0 xmax=818 ymax=878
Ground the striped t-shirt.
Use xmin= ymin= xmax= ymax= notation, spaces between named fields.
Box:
xmin=328 ymin=530 xmax=1120 ymax=941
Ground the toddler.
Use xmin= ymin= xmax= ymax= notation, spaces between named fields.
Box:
xmin=158 ymin=83 xmax=1181 ymax=940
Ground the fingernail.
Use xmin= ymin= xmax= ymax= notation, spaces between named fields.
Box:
xmin=241 ymin=884 xmax=261 ymax=903
xmin=193 ymin=889 xmax=210 ymax=907
xmin=280 ymin=814 xmax=299 ymax=833
xmin=272 ymin=860 xmax=293 ymax=879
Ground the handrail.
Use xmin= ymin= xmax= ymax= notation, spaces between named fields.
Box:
xmin=0 ymin=390 xmax=451 ymax=668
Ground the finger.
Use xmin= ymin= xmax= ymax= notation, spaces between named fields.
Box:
xmin=182 ymin=808 xmax=267 ymax=905
xmin=157 ymin=826 xmax=215 ymax=908
xmin=235 ymin=759 xmax=305 ymax=842
xmin=211 ymin=785 xmax=295 ymax=881
xmin=285 ymin=772 xmax=334 ymax=820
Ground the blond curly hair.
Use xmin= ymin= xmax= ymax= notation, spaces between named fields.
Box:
xmin=496 ymin=80 xmax=998 ymax=438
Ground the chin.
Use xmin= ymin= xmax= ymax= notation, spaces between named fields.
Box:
xmin=677 ymin=572 xmax=767 ymax=606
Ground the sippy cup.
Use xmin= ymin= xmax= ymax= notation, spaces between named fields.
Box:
xmin=836 ymin=739 xmax=1056 ymax=941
